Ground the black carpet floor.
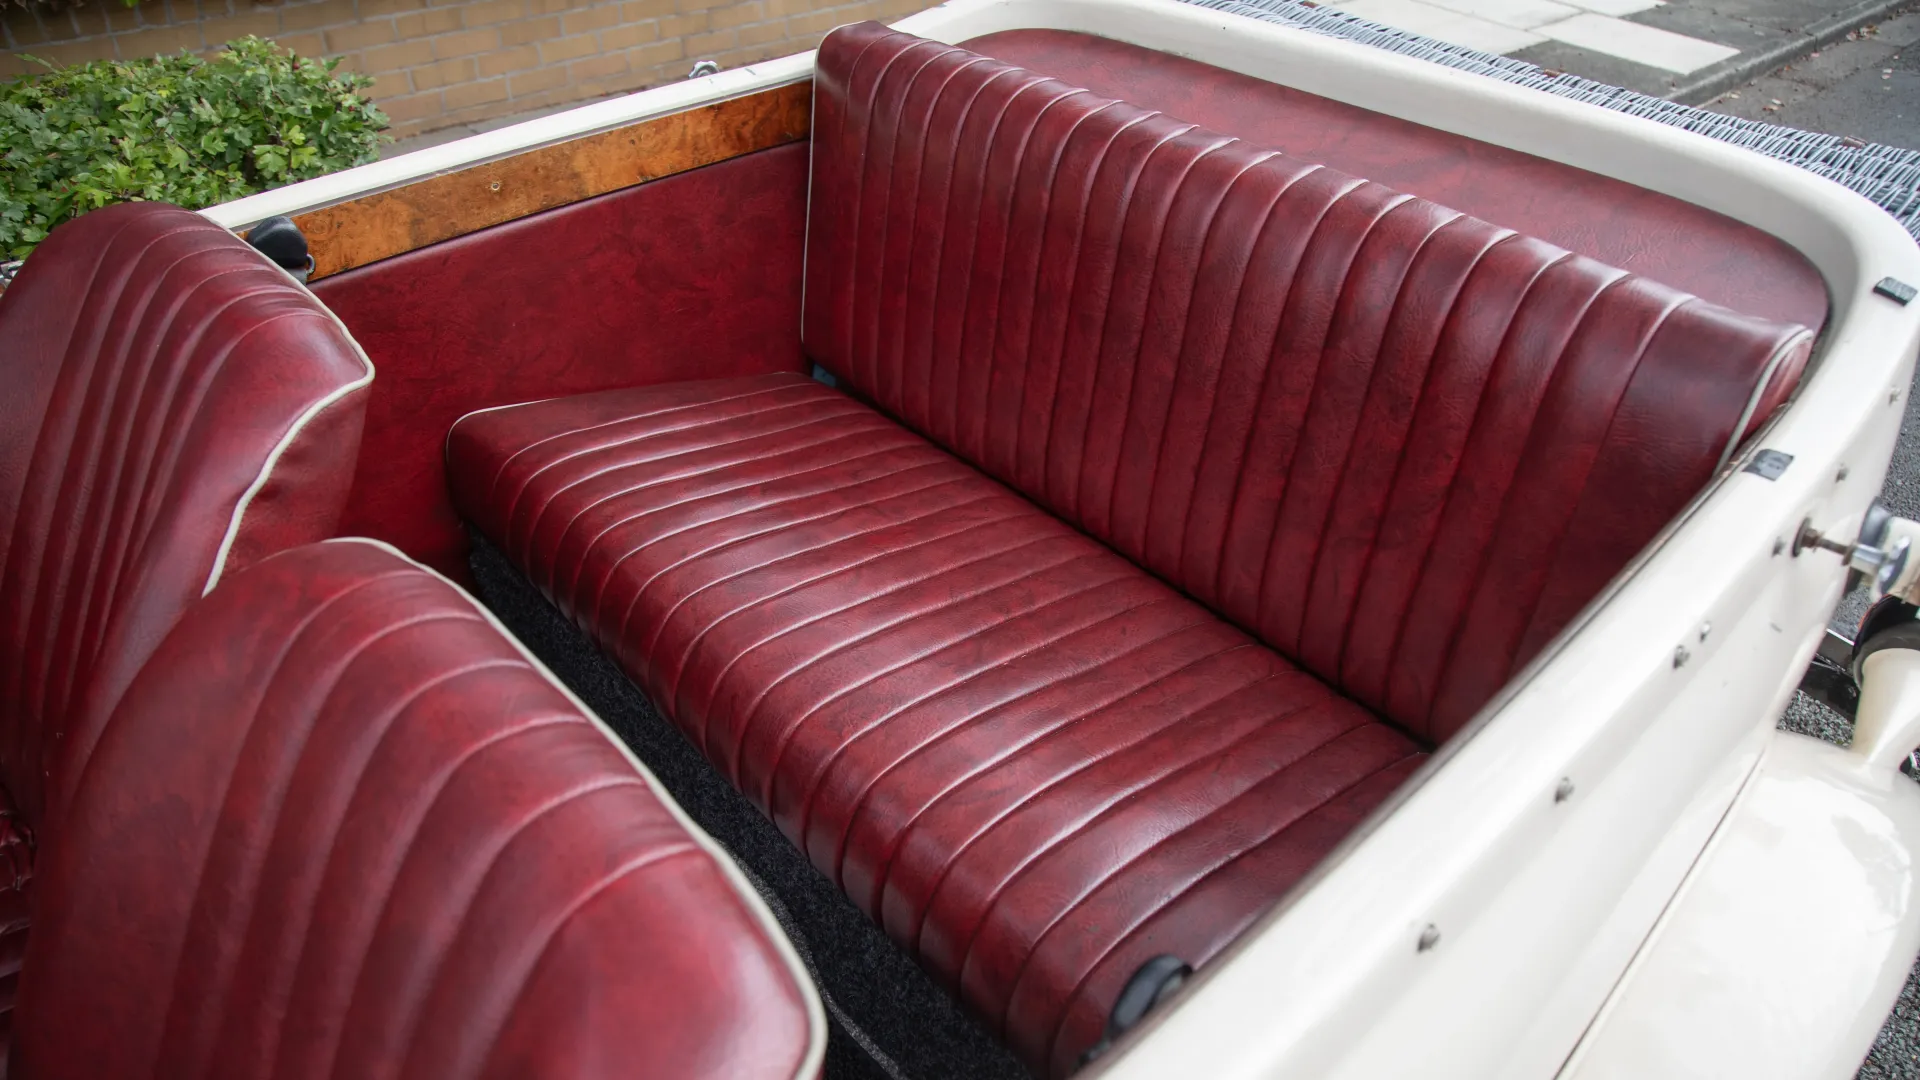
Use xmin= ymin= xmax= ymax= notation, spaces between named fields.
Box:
xmin=468 ymin=532 xmax=1031 ymax=1080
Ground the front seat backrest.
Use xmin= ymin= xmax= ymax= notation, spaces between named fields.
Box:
xmin=0 ymin=202 xmax=373 ymax=832
xmin=13 ymin=538 xmax=823 ymax=1080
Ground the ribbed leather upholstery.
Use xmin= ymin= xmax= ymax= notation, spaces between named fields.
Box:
xmin=802 ymin=22 xmax=1816 ymax=744
xmin=0 ymin=202 xmax=373 ymax=838
xmin=447 ymin=25 xmax=1820 ymax=1077
xmin=448 ymin=372 xmax=1426 ymax=1076
xmin=13 ymin=539 xmax=821 ymax=1080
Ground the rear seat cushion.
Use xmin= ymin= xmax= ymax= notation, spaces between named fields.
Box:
xmin=448 ymin=372 xmax=1425 ymax=1076
xmin=14 ymin=538 xmax=822 ymax=1080
xmin=449 ymin=23 xmax=1817 ymax=1078
xmin=802 ymin=23 xmax=1816 ymax=745
xmin=0 ymin=202 xmax=374 ymax=836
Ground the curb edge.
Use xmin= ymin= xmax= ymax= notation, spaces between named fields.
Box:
xmin=1667 ymin=0 xmax=1918 ymax=104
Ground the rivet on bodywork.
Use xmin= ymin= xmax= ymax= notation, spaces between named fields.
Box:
xmin=1417 ymin=925 xmax=1441 ymax=953
xmin=1838 ymin=465 xmax=1851 ymax=483
xmin=1773 ymin=538 xmax=1786 ymax=556
xmin=1554 ymin=778 xmax=1574 ymax=803
xmin=1673 ymin=645 xmax=1690 ymax=669
xmin=1699 ymin=622 xmax=1711 ymax=642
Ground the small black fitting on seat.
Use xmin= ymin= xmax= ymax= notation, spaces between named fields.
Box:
xmin=245 ymin=215 xmax=314 ymax=283
xmin=1078 ymin=954 xmax=1192 ymax=1068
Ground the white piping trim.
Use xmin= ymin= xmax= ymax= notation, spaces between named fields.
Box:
xmin=200 ymin=299 xmax=375 ymax=597
xmin=443 ymin=396 xmax=565 ymax=464
xmin=1713 ymin=328 xmax=1814 ymax=476
xmin=316 ymin=536 xmax=831 ymax=1080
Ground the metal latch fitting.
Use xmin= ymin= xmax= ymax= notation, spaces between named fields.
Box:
xmin=1799 ymin=501 xmax=1916 ymax=601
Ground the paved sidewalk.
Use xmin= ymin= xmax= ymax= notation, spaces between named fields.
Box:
xmin=1316 ymin=0 xmax=1911 ymax=97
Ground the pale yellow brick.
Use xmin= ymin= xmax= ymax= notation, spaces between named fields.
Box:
xmin=410 ymin=54 xmax=473 ymax=87
xmin=357 ymin=0 xmax=427 ymax=18
xmin=785 ymin=7 xmax=843 ymax=34
xmin=536 ymin=30 xmax=595 ymax=60
xmin=707 ymin=1 xmax=763 ymax=28
xmin=269 ymin=31 xmax=327 ymax=56
xmin=620 ymin=0 xmax=674 ymax=19
xmin=278 ymin=0 xmax=358 ymax=32
xmin=442 ymin=95 xmax=522 ymax=126
xmin=115 ymin=23 xmax=205 ymax=57
xmin=443 ymin=75 xmax=508 ymax=108
xmin=507 ymin=63 xmax=567 ymax=94
xmin=685 ymin=27 xmax=733 ymax=52
xmin=464 ymin=0 xmax=528 ymax=25
xmin=379 ymin=89 xmax=443 ymax=122
xmin=476 ymin=42 xmax=537 ymax=73
xmin=361 ymin=36 xmax=433 ymax=70
xmin=558 ymin=2 xmax=619 ymax=32
xmin=367 ymin=70 xmax=411 ymax=97
xmin=599 ymin=20 xmax=657 ymax=48
xmin=322 ymin=18 xmax=395 ymax=50
xmin=735 ymin=19 xmax=786 ymax=45
xmin=625 ymin=35 xmax=680 ymax=66
xmin=565 ymin=50 xmax=625 ymax=79
xmin=394 ymin=8 xmax=460 ymax=34
xmin=657 ymin=11 xmax=704 ymax=35
xmin=499 ymin=14 xmax=560 ymax=42
xmin=432 ymin=25 xmax=499 ymax=56
xmin=202 ymin=9 xmax=285 ymax=44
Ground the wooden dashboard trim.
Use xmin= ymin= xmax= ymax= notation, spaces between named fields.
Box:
xmin=294 ymin=80 xmax=812 ymax=280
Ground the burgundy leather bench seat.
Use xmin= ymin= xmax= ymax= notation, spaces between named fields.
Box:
xmin=14 ymin=540 xmax=822 ymax=1079
xmin=960 ymin=29 xmax=1831 ymax=334
xmin=450 ymin=372 xmax=1424 ymax=1074
xmin=448 ymin=23 xmax=1816 ymax=1077
xmin=0 ymin=202 xmax=375 ymax=1058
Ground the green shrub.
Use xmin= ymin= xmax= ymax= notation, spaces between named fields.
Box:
xmin=0 ymin=37 xmax=387 ymax=259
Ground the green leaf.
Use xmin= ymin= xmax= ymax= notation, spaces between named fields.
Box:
xmin=0 ymin=34 xmax=390 ymax=258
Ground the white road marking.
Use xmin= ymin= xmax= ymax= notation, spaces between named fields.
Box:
xmin=1561 ymin=0 xmax=1663 ymax=17
xmin=1334 ymin=0 xmax=1548 ymax=52
xmin=1537 ymin=12 xmax=1739 ymax=72
xmin=1333 ymin=0 xmax=1733 ymax=72
xmin=1424 ymin=0 xmax=1579 ymax=30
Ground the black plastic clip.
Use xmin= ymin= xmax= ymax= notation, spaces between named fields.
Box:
xmin=1873 ymin=277 xmax=1916 ymax=306
xmin=1079 ymin=954 xmax=1192 ymax=1068
xmin=246 ymin=215 xmax=316 ymax=284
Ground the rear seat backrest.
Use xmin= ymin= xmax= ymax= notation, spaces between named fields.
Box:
xmin=14 ymin=539 xmax=822 ymax=1080
xmin=802 ymin=23 xmax=1816 ymax=743
xmin=0 ymin=203 xmax=373 ymax=830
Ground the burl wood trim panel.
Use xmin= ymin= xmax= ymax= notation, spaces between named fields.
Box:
xmin=295 ymin=80 xmax=812 ymax=280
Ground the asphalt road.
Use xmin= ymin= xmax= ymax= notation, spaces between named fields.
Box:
xmin=1705 ymin=7 xmax=1920 ymax=143
xmin=1697 ymin=13 xmax=1920 ymax=1076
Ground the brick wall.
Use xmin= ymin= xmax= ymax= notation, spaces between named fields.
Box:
xmin=0 ymin=0 xmax=931 ymax=139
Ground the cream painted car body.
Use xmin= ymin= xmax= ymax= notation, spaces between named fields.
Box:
xmin=209 ymin=1 xmax=1920 ymax=1075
